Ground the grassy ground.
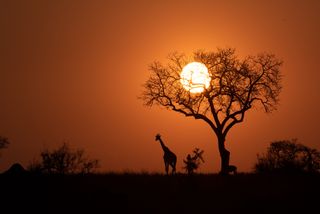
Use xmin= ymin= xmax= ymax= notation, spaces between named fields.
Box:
xmin=1 ymin=172 xmax=319 ymax=213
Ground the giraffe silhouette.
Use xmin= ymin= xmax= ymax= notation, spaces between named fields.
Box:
xmin=155 ymin=134 xmax=177 ymax=175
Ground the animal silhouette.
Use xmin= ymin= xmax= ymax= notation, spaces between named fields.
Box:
xmin=155 ymin=134 xmax=177 ymax=174
xmin=227 ymin=165 xmax=237 ymax=175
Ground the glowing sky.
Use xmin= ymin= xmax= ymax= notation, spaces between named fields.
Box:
xmin=1 ymin=0 xmax=320 ymax=173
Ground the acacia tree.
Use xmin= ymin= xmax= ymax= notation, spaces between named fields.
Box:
xmin=140 ymin=48 xmax=282 ymax=174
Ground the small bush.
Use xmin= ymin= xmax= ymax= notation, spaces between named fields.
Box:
xmin=183 ymin=148 xmax=205 ymax=174
xmin=28 ymin=142 xmax=99 ymax=175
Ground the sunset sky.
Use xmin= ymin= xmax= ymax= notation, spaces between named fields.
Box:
xmin=1 ymin=0 xmax=320 ymax=173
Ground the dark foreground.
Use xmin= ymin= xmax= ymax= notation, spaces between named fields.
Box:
xmin=1 ymin=173 xmax=319 ymax=213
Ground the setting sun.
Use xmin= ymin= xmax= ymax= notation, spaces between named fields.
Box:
xmin=180 ymin=62 xmax=211 ymax=93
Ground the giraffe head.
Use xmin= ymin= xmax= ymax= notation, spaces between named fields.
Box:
xmin=155 ymin=134 xmax=161 ymax=141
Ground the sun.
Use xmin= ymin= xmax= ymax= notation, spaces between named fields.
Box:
xmin=180 ymin=62 xmax=211 ymax=93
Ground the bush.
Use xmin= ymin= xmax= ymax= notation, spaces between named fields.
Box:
xmin=183 ymin=148 xmax=205 ymax=174
xmin=28 ymin=142 xmax=99 ymax=175
xmin=255 ymin=139 xmax=320 ymax=174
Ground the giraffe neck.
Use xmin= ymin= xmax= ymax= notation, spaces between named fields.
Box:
xmin=158 ymin=138 xmax=169 ymax=153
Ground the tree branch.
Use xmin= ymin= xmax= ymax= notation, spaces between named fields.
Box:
xmin=140 ymin=49 xmax=282 ymax=148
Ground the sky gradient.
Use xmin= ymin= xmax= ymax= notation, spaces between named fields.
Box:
xmin=1 ymin=0 xmax=320 ymax=173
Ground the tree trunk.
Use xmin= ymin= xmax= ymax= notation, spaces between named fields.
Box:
xmin=217 ymin=135 xmax=230 ymax=175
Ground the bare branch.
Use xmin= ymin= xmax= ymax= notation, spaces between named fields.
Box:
xmin=140 ymin=48 xmax=282 ymax=142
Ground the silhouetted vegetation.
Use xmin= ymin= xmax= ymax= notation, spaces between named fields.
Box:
xmin=255 ymin=139 xmax=320 ymax=174
xmin=140 ymin=48 xmax=283 ymax=174
xmin=183 ymin=148 xmax=204 ymax=174
xmin=28 ymin=142 xmax=99 ymax=174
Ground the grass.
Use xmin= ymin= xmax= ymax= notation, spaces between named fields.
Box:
xmin=1 ymin=172 xmax=319 ymax=213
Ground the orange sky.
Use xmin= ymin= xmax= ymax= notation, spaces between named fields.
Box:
xmin=1 ymin=0 xmax=320 ymax=173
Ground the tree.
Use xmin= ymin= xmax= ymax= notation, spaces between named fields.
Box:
xmin=183 ymin=148 xmax=204 ymax=174
xmin=28 ymin=142 xmax=99 ymax=174
xmin=140 ymin=48 xmax=282 ymax=174
xmin=255 ymin=139 xmax=320 ymax=174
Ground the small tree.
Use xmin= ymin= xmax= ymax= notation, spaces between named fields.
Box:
xmin=255 ymin=139 xmax=320 ymax=174
xmin=140 ymin=48 xmax=282 ymax=174
xmin=183 ymin=148 xmax=205 ymax=174
xmin=29 ymin=142 xmax=99 ymax=174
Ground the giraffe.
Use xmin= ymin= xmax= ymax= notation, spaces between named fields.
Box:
xmin=155 ymin=134 xmax=177 ymax=175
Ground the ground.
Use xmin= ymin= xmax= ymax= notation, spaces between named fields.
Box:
xmin=1 ymin=173 xmax=319 ymax=213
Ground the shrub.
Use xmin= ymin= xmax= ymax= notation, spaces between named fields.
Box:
xmin=28 ymin=142 xmax=99 ymax=175
xmin=255 ymin=139 xmax=320 ymax=174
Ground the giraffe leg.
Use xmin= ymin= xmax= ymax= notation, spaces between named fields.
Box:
xmin=171 ymin=162 xmax=176 ymax=174
xmin=165 ymin=163 xmax=169 ymax=174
